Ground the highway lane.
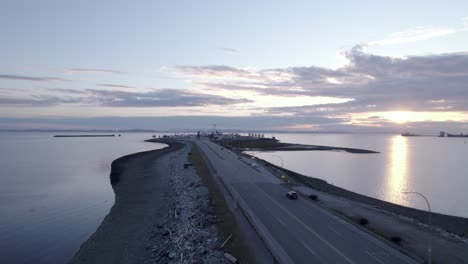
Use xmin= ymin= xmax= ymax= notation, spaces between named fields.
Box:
xmin=196 ymin=140 xmax=417 ymax=264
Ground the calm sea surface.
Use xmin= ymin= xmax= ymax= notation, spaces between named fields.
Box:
xmin=0 ymin=132 xmax=165 ymax=264
xmin=248 ymin=133 xmax=468 ymax=218
xmin=2 ymin=132 xmax=468 ymax=263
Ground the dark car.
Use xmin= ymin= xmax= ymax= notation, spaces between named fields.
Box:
xmin=286 ymin=191 xmax=298 ymax=199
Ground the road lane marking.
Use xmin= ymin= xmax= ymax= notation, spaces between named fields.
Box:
xmin=275 ymin=216 xmax=286 ymax=226
xmin=328 ymin=225 xmax=342 ymax=236
xmin=254 ymin=186 xmax=356 ymax=264
xmin=300 ymin=241 xmax=329 ymax=264
xmin=301 ymin=241 xmax=317 ymax=255
xmin=366 ymin=251 xmax=386 ymax=264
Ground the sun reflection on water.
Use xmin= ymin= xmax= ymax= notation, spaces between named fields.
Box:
xmin=384 ymin=135 xmax=409 ymax=204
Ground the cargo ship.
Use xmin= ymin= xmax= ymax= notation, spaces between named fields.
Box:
xmin=401 ymin=131 xmax=419 ymax=136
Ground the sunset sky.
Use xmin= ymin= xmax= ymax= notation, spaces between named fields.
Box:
xmin=2 ymin=0 xmax=468 ymax=132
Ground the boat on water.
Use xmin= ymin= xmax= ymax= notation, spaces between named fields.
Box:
xmin=401 ymin=131 xmax=419 ymax=136
xmin=446 ymin=133 xmax=468 ymax=138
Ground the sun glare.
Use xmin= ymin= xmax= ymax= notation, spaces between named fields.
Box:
xmin=383 ymin=135 xmax=409 ymax=204
xmin=384 ymin=111 xmax=412 ymax=123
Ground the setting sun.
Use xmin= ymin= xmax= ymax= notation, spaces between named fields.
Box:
xmin=383 ymin=111 xmax=412 ymax=123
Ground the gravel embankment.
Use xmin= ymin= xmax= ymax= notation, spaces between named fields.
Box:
xmin=146 ymin=144 xmax=226 ymax=263
xmin=70 ymin=142 xmax=226 ymax=264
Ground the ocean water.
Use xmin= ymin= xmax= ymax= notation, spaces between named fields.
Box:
xmin=0 ymin=132 xmax=165 ymax=264
xmin=248 ymin=133 xmax=468 ymax=218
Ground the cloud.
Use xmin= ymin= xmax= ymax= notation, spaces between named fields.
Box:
xmin=0 ymin=115 xmax=346 ymax=131
xmin=462 ymin=17 xmax=468 ymax=28
xmin=368 ymin=26 xmax=456 ymax=46
xmin=176 ymin=65 xmax=251 ymax=78
xmin=66 ymin=68 xmax=125 ymax=74
xmin=0 ymin=74 xmax=69 ymax=82
xmin=2 ymin=115 xmax=467 ymax=134
xmin=368 ymin=17 xmax=468 ymax=47
xmin=3 ymin=27 xmax=468 ymax=131
xmin=174 ymin=46 xmax=468 ymax=128
xmin=87 ymin=89 xmax=251 ymax=107
xmin=217 ymin=47 xmax=239 ymax=53
xmin=0 ymin=87 xmax=251 ymax=108
xmin=97 ymin=83 xmax=136 ymax=89
xmin=175 ymin=65 xmax=296 ymax=84
xmin=0 ymin=94 xmax=82 ymax=106
xmin=0 ymin=98 xmax=54 ymax=106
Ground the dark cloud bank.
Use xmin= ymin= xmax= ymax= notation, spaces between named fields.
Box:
xmin=0 ymin=88 xmax=250 ymax=108
xmin=2 ymin=46 xmax=468 ymax=131
xmin=182 ymin=46 xmax=468 ymax=114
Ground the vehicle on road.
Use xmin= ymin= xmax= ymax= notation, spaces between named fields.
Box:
xmin=286 ymin=191 xmax=298 ymax=199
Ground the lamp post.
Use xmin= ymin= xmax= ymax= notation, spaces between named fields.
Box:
xmin=402 ymin=191 xmax=432 ymax=264
xmin=272 ymin=155 xmax=284 ymax=179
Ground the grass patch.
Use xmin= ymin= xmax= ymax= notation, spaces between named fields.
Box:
xmin=190 ymin=144 xmax=255 ymax=263
xmin=331 ymin=210 xmax=407 ymax=248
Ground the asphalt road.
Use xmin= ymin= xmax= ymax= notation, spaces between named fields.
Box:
xmin=196 ymin=140 xmax=418 ymax=264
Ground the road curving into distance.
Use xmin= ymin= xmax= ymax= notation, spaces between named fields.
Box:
xmin=196 ymin=139 xmax=417 ymax=264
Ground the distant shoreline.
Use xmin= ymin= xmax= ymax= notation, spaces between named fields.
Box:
xmin=54 ymin=134 xmax=116 ymax=137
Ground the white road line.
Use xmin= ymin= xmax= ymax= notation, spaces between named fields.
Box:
xmin=328 ymin=225 xmax=342 ymax=236
xmin=301 ymin=241 xmax=317 ymax=256
xmin=301 ymin=241 xmax=324 ymax=263
xmin=275 ymin=216 xmax=286 ymax=226
xmin=301 ymin=241 xmax=329 ymax=264
xmin=366 ymin=251 xmax=386 ymax=264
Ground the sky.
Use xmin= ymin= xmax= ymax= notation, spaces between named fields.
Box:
xmin=2 ymin=0 xmax=468 ymax=132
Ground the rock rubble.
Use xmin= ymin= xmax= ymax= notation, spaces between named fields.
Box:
xmin=146 ymin=150 xmax=226 ymax=264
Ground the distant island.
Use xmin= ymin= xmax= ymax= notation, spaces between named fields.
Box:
xmin=53 ymin=134 xmax=116 ymax=137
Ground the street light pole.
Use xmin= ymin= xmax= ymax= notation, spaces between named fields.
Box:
xmin=402 ymin=191 xmax=432 ymax=264
xmin=272 ymin=155 xmax=284 ymax=178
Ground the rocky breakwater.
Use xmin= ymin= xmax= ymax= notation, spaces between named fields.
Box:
xmin=147 ymin=144 xmax=226 ymax=263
